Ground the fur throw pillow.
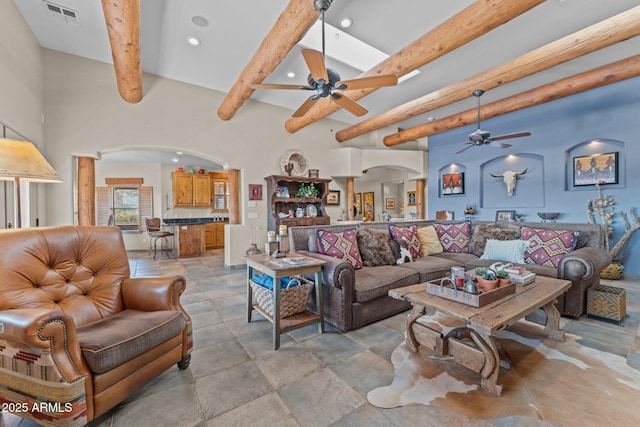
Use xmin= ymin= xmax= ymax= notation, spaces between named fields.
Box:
xmin=356 ymin=228 xmax=396 ymax=267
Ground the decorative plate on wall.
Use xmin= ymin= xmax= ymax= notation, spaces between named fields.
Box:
xmin=280 ymin=149 xmax=309 ymax=177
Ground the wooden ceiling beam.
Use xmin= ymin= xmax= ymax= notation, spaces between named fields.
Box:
xmin=383 ymin=55 xmax=640 ymax=146
xmin=336 ymin=6 xmax=640 ymax=143
xmin=217 ymin=0 xmax=320 ymax=121
xmin=101 ymin=0 xmax=142 ymax=104
xmin=283 ymin=0 xmax=547 ymax=133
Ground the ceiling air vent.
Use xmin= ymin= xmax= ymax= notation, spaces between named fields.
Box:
xmin=43 ymin=1 xmax=79 ymax=24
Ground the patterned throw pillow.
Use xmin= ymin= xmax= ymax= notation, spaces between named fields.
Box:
xmin=356 ymin=228 xmax=396 ymax=267
xmin=389 ymin=224 xmax=423 ymax=259
xmin=434 ymin=222 xmax=471 ymax=253
xmin=317 ymin=229 xmax=363 ymax=269
xmin=521 ymin=226 xmax=576 ymax=268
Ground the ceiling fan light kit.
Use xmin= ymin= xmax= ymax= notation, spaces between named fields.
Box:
xmin=249 ymin=0 xmax=398 ymax=119
xmin=455 ymin=89 xmax=531 ymax=154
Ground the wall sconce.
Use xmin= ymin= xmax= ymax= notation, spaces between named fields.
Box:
xmin=0 ymin=138 xmax=62 ymax=227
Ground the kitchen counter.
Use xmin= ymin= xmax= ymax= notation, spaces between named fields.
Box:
xmin=164 ymin=218 xmax=228 ymax=257
xmin=163 ymin=217 xmax=228 ymax=225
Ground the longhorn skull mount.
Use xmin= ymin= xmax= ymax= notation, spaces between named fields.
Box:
xmin=490 ymin=169 xmax=528 ymax=196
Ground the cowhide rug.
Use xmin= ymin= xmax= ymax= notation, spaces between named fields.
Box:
xmin=368 ymin=313 xmax=640 ymax=426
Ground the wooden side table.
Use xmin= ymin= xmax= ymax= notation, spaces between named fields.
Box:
xmin=246 ymin=252 xmax=326 ymax=350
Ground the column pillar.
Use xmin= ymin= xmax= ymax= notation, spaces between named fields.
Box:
xmin=346 ymin=177 xmax=355 ymax=220
xmin=77 ymin=157 xmax=95 ymax=225
xmin=415 ymin=179 xmax=425 ymax=220
xmin=228 ymin=169 xmax=240 ymax=224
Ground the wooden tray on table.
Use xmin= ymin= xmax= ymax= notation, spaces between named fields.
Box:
xmin=425 ymin=279 xmax=515 ymax=307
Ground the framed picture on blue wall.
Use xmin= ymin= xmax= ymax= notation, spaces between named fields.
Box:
xmin=573 ymin=152 xmax=618 ymax=186
xmin=442 ymin=172 xmax=464 ymax=195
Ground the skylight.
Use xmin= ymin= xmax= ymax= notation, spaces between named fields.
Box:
xmin=298 ymin=20 xmax=419 ymax=83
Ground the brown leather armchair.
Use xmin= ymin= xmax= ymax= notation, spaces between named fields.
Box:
xmin=0 ymin=226 xmax=192 ymax=426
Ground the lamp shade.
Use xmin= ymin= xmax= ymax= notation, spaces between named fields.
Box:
xmin=0 ymin=138 xmax=61 ymax=182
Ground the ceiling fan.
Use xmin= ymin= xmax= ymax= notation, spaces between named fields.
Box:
xmin=455 ymin=90 xmax=531 ymax=154
xmin=249 ymin=0 xmax=398 ymax=118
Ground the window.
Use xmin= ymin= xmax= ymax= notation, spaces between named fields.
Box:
xmin=113 ymin=188 xmax=140 ymax=230
xmin=96 ymin=179 xmax=152 ymax=232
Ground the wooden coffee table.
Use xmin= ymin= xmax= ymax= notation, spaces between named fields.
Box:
xmin=389 ymin=276 xmax=570 ymax=395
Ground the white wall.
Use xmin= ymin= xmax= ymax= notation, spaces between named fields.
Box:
xmin=0 ymin=3 xmax=47 ymax=228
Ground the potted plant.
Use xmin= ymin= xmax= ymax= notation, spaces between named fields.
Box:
xmin=476 ymin=269 xmax=498 ymax=291
xmin=496 ymin=269 xmax=511 ymax=287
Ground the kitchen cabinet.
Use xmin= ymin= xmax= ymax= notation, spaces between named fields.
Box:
xmin=172 ymin=173 xmax=210 ymax=207
xmin=205 ymin=222 xmax=226 ymax=249
xmin=265 ymin=175 xmax=332 ymax=232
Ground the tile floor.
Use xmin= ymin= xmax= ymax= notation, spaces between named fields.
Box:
xmin=3 ymin=249 xmax=639 ymax=427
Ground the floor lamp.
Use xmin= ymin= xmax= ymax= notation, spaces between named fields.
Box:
xmin=0 ymin=138 xmax=61 ymax=228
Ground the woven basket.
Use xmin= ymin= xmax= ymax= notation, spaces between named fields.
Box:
xmin=251 ymin=278 xmax=314 ymax=318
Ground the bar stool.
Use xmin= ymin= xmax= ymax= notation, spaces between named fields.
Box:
xmin=145 ymin=218 xmax=174 ymax=259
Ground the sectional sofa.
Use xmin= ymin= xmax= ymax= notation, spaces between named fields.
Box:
xmin=289 ymin=220 xmax=611 ymax=332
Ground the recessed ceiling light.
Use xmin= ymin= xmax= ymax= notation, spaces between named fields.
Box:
xmin=287 ymin=72 xmax=296 ymax=78
xmin=187 ymin=37 xmax=201 ymax=46
xmin=191 ymin=16 xmax=208 ymax=27
xmin=171 ymin=158 xmax=179 ymax=162
xmin=340 ymin=17 xmax=352 ymax=28
xmin=176 ymin=151 xmax=183 ymax=155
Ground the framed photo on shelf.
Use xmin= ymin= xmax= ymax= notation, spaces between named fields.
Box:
xmin=327 ymin=190 xmax=340 ymax=205
xmin=442 ymin=172 xmax=464 ymax=195
xmin=363 ymin=192 xmax=375 ymax=221
xmin=386 ymin=198 xmax=395 ymax=210
xmin=249 ymin=184 xmax=262 ymax=200
xmin=495 ymin=210 xmax=516 ymax=222
xmin=573 ymin=152 xmax=618 ymax=186
xmin=407 ymin=191 xmax=416 ymax=206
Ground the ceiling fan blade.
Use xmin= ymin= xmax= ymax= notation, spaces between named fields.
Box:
xmin=455 ymin=143 xmax=475 ymax=155
xmin=291 ymin=96 xmax=318 ymax=118
xmin=335 ymin=74 xmax=398 ymax=90
xmin=490 ymin=131 xmax=531 ymax=141
xmin=250 ymin=83 xmax=313 ymax=90
xmin=487 ymin=141 xmax=513 ymax=149
xmin=302 ymin=49 xmax=329 ymax=83
xmin=330 ymin=92 xmax=368 ymax=117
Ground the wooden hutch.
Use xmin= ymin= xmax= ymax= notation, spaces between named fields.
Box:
xmin=265 ymin=175 xmax=332 ymax=232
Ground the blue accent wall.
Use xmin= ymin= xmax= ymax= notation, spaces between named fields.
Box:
xmin=428 ymin=77 xmax=640 ymax=275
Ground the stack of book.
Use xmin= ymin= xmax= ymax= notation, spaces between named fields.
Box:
xmin=502 ymin=265 xmax=536 ymax=285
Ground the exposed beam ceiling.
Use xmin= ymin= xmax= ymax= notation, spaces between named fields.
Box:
xmin=283 ymin=0 xmax=547 ymax=133
xmin=100 ymin=0 xmax=142 ymax=104
xmin=16 ymin=0 xmax=640 ymax=146
xmin=384 ymin=54 xmax=640 ymax=146
xmin=336 ymin=5 xmax=640 ymax=143
xmin=217 ymin=0 xmax=320 ymax=121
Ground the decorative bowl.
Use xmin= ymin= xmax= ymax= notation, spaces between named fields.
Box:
xmin=537 ymin=212 xmax=560 ymax=220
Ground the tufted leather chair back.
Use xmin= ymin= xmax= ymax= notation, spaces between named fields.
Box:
xmin=0 ymin=226 xmax=130 ymax=327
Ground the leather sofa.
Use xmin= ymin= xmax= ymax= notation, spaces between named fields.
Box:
xmin=0 ymin=226 xmax=192 ymax=426
xmin=289 ymin=220 xmax=611 ymax=332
